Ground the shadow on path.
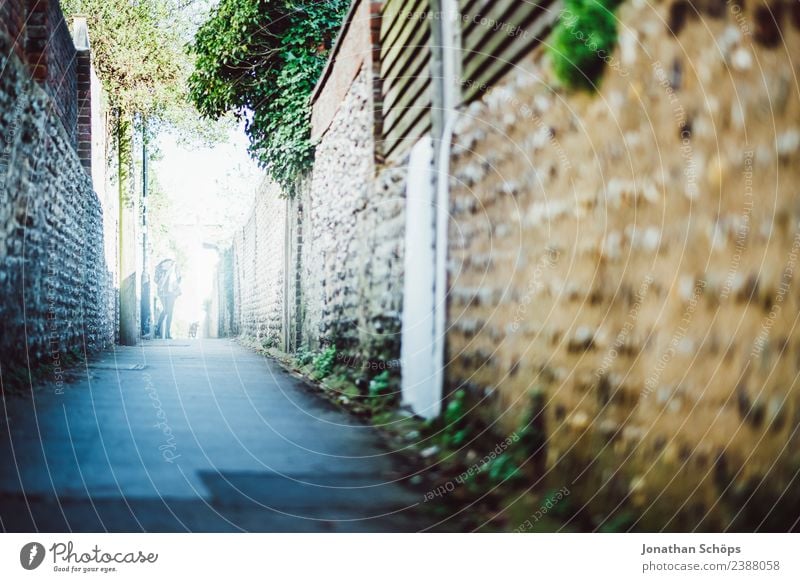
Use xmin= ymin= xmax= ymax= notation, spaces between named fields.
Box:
xmin=0 ymin=339 xmax=441 ymax=532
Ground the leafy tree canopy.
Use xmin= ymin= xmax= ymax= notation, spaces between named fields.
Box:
xmin=61 ymin=0 xmax=226 ymax=143
xmin=62 ymin=0 xmax=181 ymax=116
xmin=187 ymin=0 xmax=348 ymax=191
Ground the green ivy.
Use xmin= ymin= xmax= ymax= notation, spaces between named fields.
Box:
xmin=312 ymin=345 xmax=337 ymax=379
xmin=296 ymin=345 xmax=314 ymax=367
xmin=599 ymin=511 xmax=635 ymax=532
xmin=444 ymin=389 xmax=466 ymax=427
xmin=486 ymin=453 xmax=522 ymax=484
xmin=368 ymin=370 xmax=392 ymax=398
xmin=188 ymin=0 xmax=348 ymax=192
xmin=549 ymin=0 xmax=623 ymax=90
xmin=442 ymin=389 xmax=474 ymax=448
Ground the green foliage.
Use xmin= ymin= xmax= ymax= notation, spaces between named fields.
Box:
xmin=296 ymin=345 xmax=314 ymax=367
xmin=444 ymin=389 xmax=466 ymax=427
xmin=448 ymin=428 xmax=471 ymax=448
xmin=442 ymin=389 xmax=473 ymax=448
xmin=61 ymin=0 xmax=229 ymax=176
xmin=188 ymin=0 xmax=349 ymax=191
xmin=599 ymin=511 xmax=635 ymax=532
xmin=517 ymin=390 xmax=547 ymax=457
xmin=312 ymin=345 xmax=337 ymax=379
xmin=61 ymin=0 xmax=181 ymax=118
xmin=474 ymin=390 xmax=547 ymax=485
xmin=541 ymin=488 xmax=574 ymax=519
xmin=549 ymin=0 xmax=622 ymax=90
xmin=368 ymin=370 xmax=392 ymax=398
xmin=366 ymin=369 xmax=399 ymax=412
xmin=486 ymin=453 xmax=521 ymax=484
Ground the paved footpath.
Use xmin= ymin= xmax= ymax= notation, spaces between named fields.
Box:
xmin=0 ymin=339 xmax=440 ymax=532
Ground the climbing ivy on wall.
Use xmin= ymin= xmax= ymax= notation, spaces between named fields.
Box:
xmin=188 ymin=0 xmax=349 ymax=192
xmin=549 ymin=0 xmax=624 ymax=90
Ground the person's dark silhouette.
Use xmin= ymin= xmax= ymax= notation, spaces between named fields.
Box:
xmin=154 ymin=259 xmax=181 ymax=339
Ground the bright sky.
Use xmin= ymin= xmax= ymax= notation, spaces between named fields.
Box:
xmin=151 ymin=123 xmax=261 ymax=335
xmin=155 ymin=124 xmax=260 ymax=229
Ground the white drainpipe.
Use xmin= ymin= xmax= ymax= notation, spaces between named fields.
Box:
xmin=401 ymin=137 xmax=437 ymax=417
xmin=432 ymin=0 xmax=460 ymax=414
xmin=400 ymin=0 xmax=460 ymax=419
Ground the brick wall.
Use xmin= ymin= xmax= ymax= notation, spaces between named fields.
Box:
xmin=301 ymin=62 xmax=406 ymax=366
xmin=0 ymin=30 xmax=114 ymax=384
xmin=24 ymin=0 xmax=77 ymax=143
xmin=445 ymin=0 xmax=800 ymax=529
xmin=75 ymin=46 xmax=91 ymax=169
xmin=0 ymin=0 xmax=26 ymax=60
xmin=299 ymin=1 xmax=405 ymax=365
xmin=310 ymin=0 xmax=383 ymax=145
xmin=1 ymin=0 xmax=85 ymax=150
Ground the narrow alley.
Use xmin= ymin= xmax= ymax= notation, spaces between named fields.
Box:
xmin=3 ymin=0 xmax=800 ymax=546
xmin=0 ymin=340 xmax=433 ymax=532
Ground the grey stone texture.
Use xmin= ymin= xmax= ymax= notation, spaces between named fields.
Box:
xmin=300 ymin=64 xmax=408 ymax=372
xmin=228 ymin=65 xmax=408 ymax=373
xmin=302 ymin=65 xmax=377 ymax=352
xmin=0 ymin=30 xmax=113 ymax=382
xmin=232 ymin=179 xmax=286 ymax=348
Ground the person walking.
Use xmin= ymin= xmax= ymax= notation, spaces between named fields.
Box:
xmin=154 ymin=259 xmax=181 ymax=339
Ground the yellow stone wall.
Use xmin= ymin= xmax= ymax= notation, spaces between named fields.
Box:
xmin=446 ymin=0 xmax=800 ymax=530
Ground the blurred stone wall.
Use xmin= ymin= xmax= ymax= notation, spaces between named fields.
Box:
xmin=232 ymin=177 xmax=286 ymax=348
xmin=229 ymin=60 xmax=407 ymax=380
xmin=445 ymin=0 xmax=800 ymax=530
xmin=302 ymin=65 xmax=377 ymax=352
xmin=0 ymin=30 xmax=113 ymax=385
xmin=301 ymin=63 xmax=407 ymax=376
